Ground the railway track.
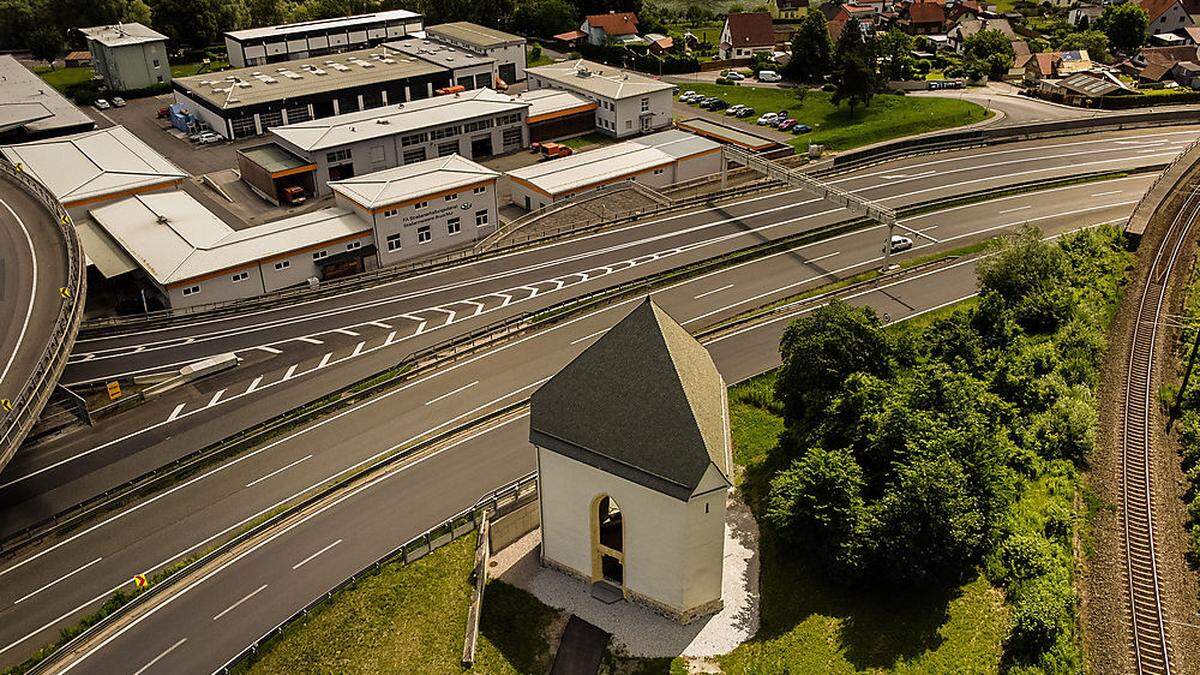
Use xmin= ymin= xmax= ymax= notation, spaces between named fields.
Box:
xmin=1122 ymin=183 xmax=1200 ymax=675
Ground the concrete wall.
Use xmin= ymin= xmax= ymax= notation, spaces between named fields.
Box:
xmin=89 ymin=39 xmax=170 ymax=91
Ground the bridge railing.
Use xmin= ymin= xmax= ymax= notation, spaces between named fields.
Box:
xmin=0 ymin=160 xmax=86 ymax=467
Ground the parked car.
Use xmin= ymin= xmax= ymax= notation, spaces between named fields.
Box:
xmin=724 ymin=71 xmax=745 ymax=81
xmin=888 ymin=235 xmax=914 ymax=253
xmin=704 ymin=98 xmax=729 ymax=110
xmin=156 ymin=106 xmax=170 ymax=119
xmin=737 ymin=106 xmax=756 ymax=118
xmin=724 ymin=104 xmax=745 ymax=116
xmin=758 ymin=70 xmax=782 ymax=82
xmin=111 ymin=97 xmax=126 ymax=108
xmin=680 ymin=90 xmax=697 ymax=100
xmin=791 ymin=123 xmax=812 ymax=134
xmin=195 ymin=132 xmax=222 ymax=144
xmin=540 ymin=142 xmax=573 ymax=159
xmin=778 ymin=119 xmax=798 ymax=131
xmin=281 ymin=186 xmax=307 ymax=206
xmin=757 ymin=112 xmax=779 ymax=125
xmin=94 ymin=99 xmax=110 ymax=110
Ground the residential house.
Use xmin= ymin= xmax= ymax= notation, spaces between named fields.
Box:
xmin=947 ymin=0 xmax=984 ymax=23
xmin=645 ymin=33 xmax=674 ymax=54
xmin=580 ymin=12 xmax=640 ymax=46
xmin=1176 ymin=25 xmax=1200 ymax=43
xmin=1140 ymin=0 xmax=1195 ymax=36
xmin=901 ymin=1 xmax=947 ymax=35
xmin=64 ymin=51 xmax=92 ymax=68
xmin=1173 ymin=59 xmax=1200 ymax=86
xmin=1025 ymin=50 xmax=1093 ymax=82
xmin=1123 ymin=44 xmax=1200 ymax=82
xmin=776 ymin=0 xmax=809 ymax=21
xmin=948 ymin=17 xmax=1017 ymax=51
xmin=1013 ymin=40 xmax=1033 ymax=68
xmin=718 ymin=12 xmax=776 ymax=59
xmin=1068 ymin=3 xmax=1104 ymax=27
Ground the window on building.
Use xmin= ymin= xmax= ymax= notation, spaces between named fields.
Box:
xmin=383 ymin=208 xmax=399 ymax=218
xmin=448 ymin=217 xmax=461 ymax=235
xmin=370 ymin=144 xmax=385 ymax=163
xmin=402 ymin=147 xmax=426 ymax=164
xmin=502 ymin=127 xmax=522 ymax=149
xmin=445 ymin=193 xmax=458 ymax=202
xmin=231 ymin=271 xmax=249 ymax=283
xmin=473 ymin=185 xmax=485 ymax=194
xmin=654 ymin=168 xmax=664 ymax=175
xmin=182 ymin=284 xmax=201 ymax=296
xmin=274 ymin=260 xmax=291 ymax=271
xmin=312 ymin=250 xmax=328 ymax=261
xmin=153 ymin=59 xmax=160 ymax=68
xmin=475 ymin=209 xmax=488 ymax=226
xmin=386 ymin=233 xmax=402 ymax=251
xmin=626 ymin=120 xmax=632 ymax=129
xmin=437 ymin=141 xmax=458 ymax=156
xmin=414 ymin=200 xmax=428 ymax=209
xmin=346 ymin=240 xmax=362 ymax=250
xmin=431 ymin=125 xmax=462 ymax=140
xmin=401 ymin=133 xmax=427 ymax=147
xmin=326 ymin=148 xmax=352 ymax=163
xmin=463 ymin=119 xmax=493 ymax=133
xmin=418 ymin=225 xmax=432 ymax=243
xmin=641 ymin=97 xmax=650 ymax=112
xmin=156 ymin=75 xmax=163 ymax=83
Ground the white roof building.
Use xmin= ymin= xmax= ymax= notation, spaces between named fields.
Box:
xmin=330 ymin=154 xmax=500 ymax=210
xmin=0 ymin=55 xmax=95 ymax=139
xmin=526 ymin=59 xmax=674 ymax=100
xmin=0 ymin=125 xmax=185 ymax=209
xmin=78 ymin=22 xmax=168 ymax=47
xmin=271 ymin=87 xmax=529 ymax=152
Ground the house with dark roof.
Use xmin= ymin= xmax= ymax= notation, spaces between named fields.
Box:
xmin=719 ymin=12 xmax=777 ymax=59
xmin=901 ymin=1 xmax=947 ymax=35
xmin=1122 ymin=44 xmax=1200 ymax=81
xmin=531 ymin=298 xmax=732 ymax=623
xmin=1140 ymin=0 xmax=1195 ymax=35
xmin=948 ymin=17 xmax=1016 ymax=52
xmin=581 ymin=11 xmax=640 ymax=46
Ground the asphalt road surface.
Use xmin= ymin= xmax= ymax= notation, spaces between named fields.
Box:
xmin=0 ymin=127 xmax=1191 ymax=669
xmin=0 ymin=173 xmax=69 ymax=468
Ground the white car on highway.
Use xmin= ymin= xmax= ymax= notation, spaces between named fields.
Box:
xmin=888 ymin=234 xmax=914 ymax=253
xmin=757 ymin=112 xmax=779 ymax=126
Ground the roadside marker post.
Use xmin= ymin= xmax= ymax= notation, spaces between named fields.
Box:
xmin=133 ymin=573 xmax=148 ymax=589
xmin=106 ymin=381 xmax=122 ymax=401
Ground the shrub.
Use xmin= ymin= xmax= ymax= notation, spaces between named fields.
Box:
xmin=998 ymin=534 xmax=1056 ymax=584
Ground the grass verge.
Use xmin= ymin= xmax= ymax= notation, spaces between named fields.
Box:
xmin=33 ymin=66 xmax=92 ymax=92
xmin=676 ymin=84 xmax=989 ymax=151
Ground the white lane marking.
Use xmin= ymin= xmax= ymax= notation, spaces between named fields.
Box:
xmin=570 ymin=329 xmax=608 ymax=345
xmin=369 ymin=321 xmax=391 ymax=329
xmin=0 ymin=196 xmax=38 ymax=390
xmin=207 ymin=389 xmax=226 ymax=407
xmin=292 ymin=539 xmax=343 ymax=570
xmin=283 ymin=364 xmax=297 ymax=380
xmin=297 ymin=337 xmax=323 ymax=345
xmin=245 ymin=454 xmax=314 ymax=488
xmin=1092 ymin=190 xmax=1123 ymax=197
xmin=351 ymin=341 xmax=365 ymax=357
xmin=333 ymin=328 xmax=359 ymax=336
xmin=131 ymin=637 xmax=186 ymax=675
xmin=384 ymin=331 xmax=397 ymax=345
xmin=12 ymin=557 xmax=102 ymax=605
xmin=166 ymin=403 xmax=185 ymax=422
xmin=880 ymin=170 xmax=936 ymax=180
xmin=245 ymin=375 xmax=263 ymax=393
xmin=318 ymin=352 xmax=332 ymax=368
xmin=425 ymin=381 xmax=479 ymax=406
xmin=694 ymin=284 xmax=735 ymax=300
xmin=806 ymin=251 xmax=841 ymax=264
xmin=57 ymin=415 xmax=530 ymax=673
xmin=254 ymin=346 xmax=282 ymax=355
xmin=211 ymin=583 xmax=268 ymax=621
xmin=998 ymin=205 xmax=1031 ymax=214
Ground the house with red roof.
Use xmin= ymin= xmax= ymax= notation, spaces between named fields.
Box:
xmin=1140 ymin=0 xmax=1195 ymax=36
xmin=901 ymin=1 xmax=948 ymax=34
xmin=718 ymin=12 xmax=776 ymax=59
xmin=580 ymin=11 xmax=640 ymax=46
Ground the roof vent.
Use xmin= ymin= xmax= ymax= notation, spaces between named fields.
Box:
xmin=376 ymin=118 xmax=390 ymax=124
xmin=156 ymin=215 xmax=169 ymax=225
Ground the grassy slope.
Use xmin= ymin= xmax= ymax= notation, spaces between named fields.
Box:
xmin=678 ymin=83 xmax=989 ymax=151
xmin=245 ymin=537 xmax=561 ymax=674
xmin=33 ymin=66 xmax=92 ymax=92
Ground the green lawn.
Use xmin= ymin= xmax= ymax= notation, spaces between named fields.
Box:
xmin=33 ymin=66 xmax=93 ymax=93
xmin=678 ymin=83 xmax=990 ymax=151
xmin=527 ymin=46 xmax=553 ymax=68
xmin=559 ymin=132 xmax=613 ymax=149
xmin=243 ymin=537 xmax=561 ymax=674
xmin=171 ymin=60 xmax=229 ymax=78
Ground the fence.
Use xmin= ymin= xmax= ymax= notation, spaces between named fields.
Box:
xmin=0 ymin=160 xmax=86 ymax=469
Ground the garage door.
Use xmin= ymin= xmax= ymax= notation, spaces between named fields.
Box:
xmin=498 ymin=64 xmax=516 ymax=84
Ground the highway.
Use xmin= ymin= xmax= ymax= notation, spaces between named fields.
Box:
xmin=0 ymin=127 xmax=1192 ymax=670
xmin=0 ymin=172 xmax=70 ymax=470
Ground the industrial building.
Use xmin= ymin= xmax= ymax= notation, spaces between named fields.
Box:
xmin=171 ymin=48 xmax=451 ymax=139
xmin=79 ymin=22 xmax=171 ymax=91
xmin=78 ymin=154 xmax=498 ymax=309
xmin=224 ymin=9 xmax=424 ymax=68
xmin=330 ymin=154 xmax=500 ymax=267
xmin=425 ymin=22 xmax=527 ymax=85
xmin=0 ymin=125 xmax=187 ymax=278
xmin=0 ymin=56 xmax=95 ymax=141
xmin=383 ymin=38 xmax=496 ymax=90
xmin=523 ymin=89 xmax=599 ymax=142
xmin=507 ymin=130 xmax=721 ymax=210
xmin=526 ymin=59 xmax=674 ymax=138
xmin=258 ymin=87 xmax=589 ymax=198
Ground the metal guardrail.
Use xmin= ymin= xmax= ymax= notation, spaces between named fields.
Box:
xmin=28 ymin=406 xmax=535 ymax=675
xmin=216 ymin=472 xmax=536 ymax=674
xmin=474 ymin=180 xmax=635 ymax=253
xmin=0 ymin=160 xmax=86 ymax=469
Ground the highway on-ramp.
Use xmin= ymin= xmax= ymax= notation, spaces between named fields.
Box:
xmin=0 ymin=127 xmax=1192 ymax=670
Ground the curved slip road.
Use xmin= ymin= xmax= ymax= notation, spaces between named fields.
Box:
xmin=0 ymin=172 xmax=69 ymax=471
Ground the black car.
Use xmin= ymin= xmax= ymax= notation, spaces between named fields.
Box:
xmin=707 ymin=99 xmax=730 ymax=111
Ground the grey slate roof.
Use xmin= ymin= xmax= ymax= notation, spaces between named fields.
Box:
xmin=530 ymin=299 xmax=731 ymax=501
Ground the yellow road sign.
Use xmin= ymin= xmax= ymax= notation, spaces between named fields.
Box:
xmin=59 ymin=287 xmax=71 ymax=299
xmin=0 ymin=399 xmax=11 ymax=412
xmin=133 ymin=573 xmax=148 ymax=589
xmin=106 ymin=381 xmax=122 ymax=400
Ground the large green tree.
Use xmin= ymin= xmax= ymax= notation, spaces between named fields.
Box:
xmin=1098 ymin=2 xmax=1148 ymax=54
xmin=963 ymin=28 xmax=1014 ymax=80
xmin=875 ymin=28 xmax=914 ymax=81
xmin=785 ymin=10 xmax=832 ymax=84
xmin=1058 ymin=29 xmax=1110 ymax=63
xmin=830 ymin=19 xmax=875 ymax=115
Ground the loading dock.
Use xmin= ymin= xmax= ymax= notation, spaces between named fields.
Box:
xmin=236 ymin=144 xmax=318 ymax=206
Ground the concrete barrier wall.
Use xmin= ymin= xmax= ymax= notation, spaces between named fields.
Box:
xmin=1126 ymin=137 xmax=1200 ymax=238
xmin=489 ymin=500 xmax=539 ymax=554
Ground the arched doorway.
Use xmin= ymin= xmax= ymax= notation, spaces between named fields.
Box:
xmin=591 ymin=495 xmax=624 ymax=586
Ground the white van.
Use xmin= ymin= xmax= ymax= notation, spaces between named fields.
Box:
xmin=758 ymin=70 xmax=782 ymax=82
